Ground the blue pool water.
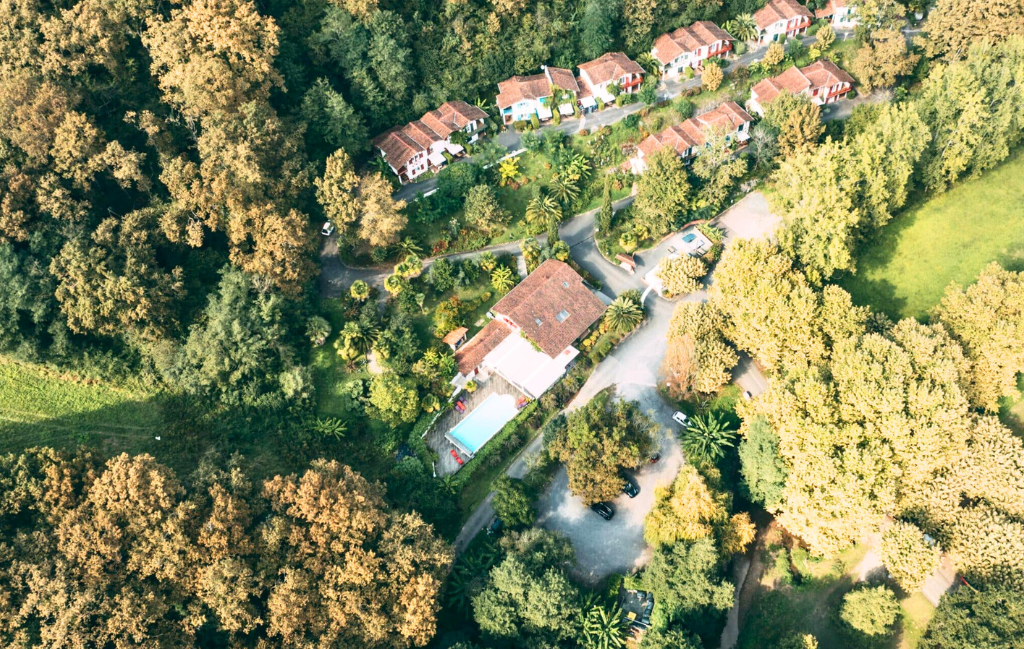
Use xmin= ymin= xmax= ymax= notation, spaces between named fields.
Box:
xmin=448 ymin=393 xmax=519 ymax=454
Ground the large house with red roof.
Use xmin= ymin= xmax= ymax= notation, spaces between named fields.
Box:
xmin=651 ymin=21 xmax=735 ymax=77
xmin=628 ymin=101 xmax=753 ymax=174
xmin=496 ymin=66 xmax=580 ymax=125
xmin=747 ymin=60 xmax=855 ymax=115
xmin=372 ymin=100 xmax=488 ymax=184
xmin=577 ymin=52 xmax=646 ymax=104
xmin=754 ymin=0 xmax=814 ymax=44
xmin=452 ymin=259 xmax=606 ymax=399
xmin=815 ymin=0 xmax=859 ymax=28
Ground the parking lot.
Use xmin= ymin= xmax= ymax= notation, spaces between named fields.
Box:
xmin=534 ymin=307 xmax=686 ymax=584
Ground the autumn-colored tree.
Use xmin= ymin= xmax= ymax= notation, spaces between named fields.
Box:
xmin=762 ymin=42 xmax=785 ymax=68
xmin=548 ymin=390 xmax=656 ymax=504
xmin=463 ymin=184 xmax=510 ymax=235
xmin=663 ymin=301 xmax=738 ymax=395
xmin=849 ymin=29 xmax=919 ymax=92
xmin=316 ymin=149 xmax=362 ymax=234
xmin=143 ymin=0 xmax=283 ymax=119
xmin=923 ymin=0 xmax=1024 ymax=60
xmin=261 ymin=460 xmax=451 ymax=647
xmin=816 ymin=23 xmax=836 ymax=50
xmin=702 ymin=61 xmax=723 ymax=91
xmin=645 ymin=464 xmax=755 ymax=556
xmin=776 ymin=101 xmax=824 ymax=158
xmin=359 ymin=173 xmax=407 ymax=248
xmin=656 ymin=255 xmax=708 ymax=297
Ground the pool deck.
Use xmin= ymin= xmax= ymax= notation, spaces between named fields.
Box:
xmin=425 ymin=374 xmax=524 ymax=477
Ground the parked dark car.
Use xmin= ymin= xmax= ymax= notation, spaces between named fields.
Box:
xmin=590 ymin=502 xmax=614 ymax=520
xmin=622 ymin=479 xmax=640 ymax=498
xmin=486 ymin=517 xmax=503 ymax=536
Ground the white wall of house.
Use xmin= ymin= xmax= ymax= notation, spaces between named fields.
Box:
xmin=830 ymin=6 xmax=858 ymax=27
xmin=660 ymin=40 xmax=731 ymax=77
xmin=758 ymin=16 xmax=809 ymax=43
xmin=580 ymin=71 xmax=641 ymax=104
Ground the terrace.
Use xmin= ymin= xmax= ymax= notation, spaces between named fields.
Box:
xmin=424 ymin=373 xmax=524 ymax=477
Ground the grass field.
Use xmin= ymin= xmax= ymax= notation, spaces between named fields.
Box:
xmin=0 ymin=357 xmax=163 ymax=458
xmin=840 ymin=149 xmax=1024 ymax=321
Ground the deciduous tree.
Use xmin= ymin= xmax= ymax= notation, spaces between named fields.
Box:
xmin=633 ymin=149 xmax=691 ymax=238
xmin=548 ymin=390 xmax=656 ymax=504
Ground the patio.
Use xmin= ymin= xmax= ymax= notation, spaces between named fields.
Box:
xmin=425 ymin=374 xmax=524 ymax=477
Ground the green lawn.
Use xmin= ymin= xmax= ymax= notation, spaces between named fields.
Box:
xmin=0 ymin=357 xmax=163 ymax=458
xmin=840 ymin=148 xmax=1024 ymax=321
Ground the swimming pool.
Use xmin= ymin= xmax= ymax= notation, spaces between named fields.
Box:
xmin=446 ymin=393 xmax=519 ymax=455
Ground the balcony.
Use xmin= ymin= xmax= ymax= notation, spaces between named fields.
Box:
xmin=786 ymin=17 xmax=811 ymax=32
xmin=621 ymin=76 xmax=643 ymax=90
xmin=709 ymin=41 xmax=733 ymax=56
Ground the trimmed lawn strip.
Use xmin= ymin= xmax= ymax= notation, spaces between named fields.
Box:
xmin=840 ymin=148 xmax=1024 ymax=321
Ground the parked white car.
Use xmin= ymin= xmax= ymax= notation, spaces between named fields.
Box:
xmin=321 ymin=221 xmax=335 ymax=236
xmin=672 ymin=411 xmax=689 ymax=427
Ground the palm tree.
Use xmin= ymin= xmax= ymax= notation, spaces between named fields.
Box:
xmin=582 ymin=605 xmax=627 ymax=649
xmin=370 ymin=153 xmax=392 ymax=177
xmin=604 ymin=296 xmax=644 ymax=334
xmin=384 ymin=273 xmax=406 ymax=296
xmin=340 ymin=320 xmax=377 ymax=355
xmin=350 ymin=279 xmax=370 ymax=302
xmin=526 ymin=194 xmax=562 ymax=225
xmin=479 ymin=251 xmax=498 ymax=272
xmin=490 ymin=266 xmax=515 ymax=293
xmin=311 ymin=417 xmax=347 ymax=439
xmin=397 ymin=237 xmax=423 ymax=256
xmin=724 ymin=13 xmax=758 ymax=42
xmin=636 ymin=52 xmax=663 ymax=79
xmin=680 ymin=411 xmax=738 ymax=465
xmin=548 ymin=174 xmax=581 ymax=206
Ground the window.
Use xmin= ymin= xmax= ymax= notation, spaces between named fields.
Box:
xmin=556 ymin=309 xmax=570 ymax=323
xmin=534 ymin=317 xmax=543 ymax=326
xmin=562 ymin=281 xmax=570 ymax=288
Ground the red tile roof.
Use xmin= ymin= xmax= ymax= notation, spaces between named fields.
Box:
xmin=372 ymin=127 xmax=425 ymax=170
xmin=491 ymin=259 xmax=606 ymax=357
xmin=752 ymin=61 xmax=854 ymax=106
xmin=443 ymin=326 xmax=468 ymax=346
xmin=815 ymin=0 xmax=849 ymax=17
xmin=421 ymin=101 xmax=488 ymax=139
xmin=578 ymin=52 xmax=646 ymax=85
xmin=652 ymin=21 xmax=734 ymax=65
xmin=754 ymin=0 xmax=813 ymax=29
xmin=496 ymin=67 xmax=577 ymax=110
xmin=638 ymin=101 xmax=753 ymax=158
xmin=454 ymin=320 xmax=512 ymax=375
xmin=801 ymin=59 xmax=855 ymax=88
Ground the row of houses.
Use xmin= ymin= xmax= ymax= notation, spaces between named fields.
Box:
xmin=495 ymin=53 xmax=648 ymax=126
xmin=628 ymin=56 xmax=855 ymax=172
xmin=374 ymin=0 xmax=861 ymax=184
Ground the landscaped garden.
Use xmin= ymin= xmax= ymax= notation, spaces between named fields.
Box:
xmin=840 ymin=148 xmax=1024 ymax=321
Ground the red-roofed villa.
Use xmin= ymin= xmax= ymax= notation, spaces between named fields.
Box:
xmin=754 ymin=0 xmax=814 ymax=44
xmin=628 ymin=101 xmax=753 ymax=174
xmin=651 ymin=21 xmax=735 ymax=77
xmin=747 ymin=60 xmax=855 ymax=116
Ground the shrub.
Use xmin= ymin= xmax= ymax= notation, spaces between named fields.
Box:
xmin=579 ymin=129 xmax=589 ymax=136
xmin=734 ymin=41 xmax=747 ymax=55
xmin=702 ymin=62 xmax=723 ymax=92
xmin=596 ymin=97 xmax=605 ymax=111
xmin=530 ymin=114 xmax=540 ymax=129
xmin=512 ymin=119 xmax=528 ymax=132
xmin=623 ymin=114 xmax=641 ymax=130
xmin=685 ymin=67 xmax=695 ymax=79
xmin=639 ymin=84 xmax=658 ymax=105
xmin=552 ymin=110 xmax=561 ymax=125
xmin=615 ymin=94 xmax=628 ymax=107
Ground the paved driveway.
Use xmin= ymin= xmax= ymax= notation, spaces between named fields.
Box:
xmin=535 ymin=302 xmax=686 ymax=584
